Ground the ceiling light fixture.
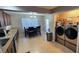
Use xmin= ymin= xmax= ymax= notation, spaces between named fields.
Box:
xmin=30 ymin=12 xmax=37 ymax=19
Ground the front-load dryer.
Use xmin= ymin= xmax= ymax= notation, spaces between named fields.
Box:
xmin=65 ymin=24 xmax=78 ymax=52
xmin=55 ymin=22 xmax=65 ymax=45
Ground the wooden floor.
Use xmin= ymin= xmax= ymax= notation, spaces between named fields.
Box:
xmin=17 ymin=34 xmax=73 ymax=53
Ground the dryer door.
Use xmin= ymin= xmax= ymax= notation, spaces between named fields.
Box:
xmin=65 ymin=27 xmax=78 ymax=40
xmin=56 ymin=26 xmax=64 ymax=36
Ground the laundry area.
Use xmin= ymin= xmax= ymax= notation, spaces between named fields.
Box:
xmin=55 ymin=9 xmax=79 ymax=52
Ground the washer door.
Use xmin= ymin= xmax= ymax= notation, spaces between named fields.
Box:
xmin=65 ymin=27 xmax=78 ymax=40
xmin=56 ymin=26 xmax=64 ymax=36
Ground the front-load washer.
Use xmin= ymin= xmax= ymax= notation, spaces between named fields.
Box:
xmin=55 ymin=22 xmax=65 ymax=45
xmin=65 ymin=24 xmax=78 ymax=52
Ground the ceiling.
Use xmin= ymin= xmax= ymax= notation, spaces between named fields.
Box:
xmin=38 ymin=6 xmax=58 ymax=10
xmin=4 ymin=11 xmax=49 ymax=16
xmin=0 ymin=6 xmax=58 ymax=13
xmin=0 ymin=6 xmax=78 ymax=13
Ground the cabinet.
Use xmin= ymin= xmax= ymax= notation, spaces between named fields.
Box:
xmin=5 ymin=30 xmax=19 ymax=53
xmin=0 ymin=10 xmax=11 ymax=27
xmin=0 ymin=11 xmax=5 ymax=27
xmin=5 ymin=41 xmax=14 ymax=53
xmin=3 ymin=12 xmax=11 ymax=26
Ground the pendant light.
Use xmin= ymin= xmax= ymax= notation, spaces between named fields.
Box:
xmin=30 ymin=12 xmax=37 ymax=19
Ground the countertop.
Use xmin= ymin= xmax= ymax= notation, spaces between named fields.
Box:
xmin=1 ymin=28 xmax=18 ymax=52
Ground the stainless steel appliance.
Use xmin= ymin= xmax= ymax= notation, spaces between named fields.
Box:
xmin=65 ymin=23 xmax=78 ymax=52
xmin=55 ymin=22 xmax=65 ymax=45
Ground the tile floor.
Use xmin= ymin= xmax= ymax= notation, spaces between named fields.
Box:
xmin=17 ymin=33 xmax=73 ymax=53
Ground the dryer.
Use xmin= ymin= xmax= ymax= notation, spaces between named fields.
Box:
xmin=55 ymin=22 xmax=65 ymax=45
xmin=65 ymin=23 xmax=78 ymax=52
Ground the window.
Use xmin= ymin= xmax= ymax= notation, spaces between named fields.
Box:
xmin=21 ymin=17 xmax=40 ymax=29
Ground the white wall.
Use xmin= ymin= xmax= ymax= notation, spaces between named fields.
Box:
xmin=10 ymin=13 xmax=56 ymax=41
xmin=44 ymin=14 xmax=55 ymax=41
xmin=10 ymin=14 xmax=47 ymax=37
xmin=10 ymin=14 xmax=24 ymax=37
xmin=38 ymin=16 xmax=46 ymax=34
xmin=52 ymin=14 xmax=57 ymax=41
xmin=11 ymin=14 xmax=22 ymax=29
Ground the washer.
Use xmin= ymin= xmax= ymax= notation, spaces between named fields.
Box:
xmin=55 ymin=22 xmax=65 ymax=45
xmin=65 ymin=23 xmax=78 ymax=52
